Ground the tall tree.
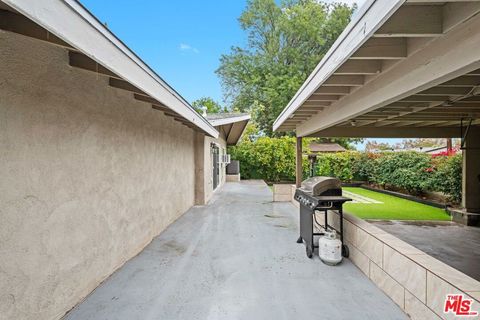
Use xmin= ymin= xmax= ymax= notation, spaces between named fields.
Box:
xmin=216 ymin=0 xmax=355 ymax=136
xmin=192 ymin=97 xmax=226 ymax=114
xmin=365 ymin=140 xmax=396 ymax=152
xmin=401 ymin=138 xmax=448 ymax=149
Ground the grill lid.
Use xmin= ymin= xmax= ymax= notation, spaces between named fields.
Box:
xmin=300 ymin=176 xmax=341 ymax=196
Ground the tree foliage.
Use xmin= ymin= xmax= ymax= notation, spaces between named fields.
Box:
xmin=229 ymin=136 xmax=310 ymax=182
xmin=401 ymin=138 xmax=446 ymax=149
xmin=365 ymin=140 xmax=396 ymax=152
xmin=192 ymin=97 xmax=226 ymax=114
xmin=216 ymin=0 xmax=355 ymax=136
xmin=429 ymin=154 xmax=462 ymax=203
xmin=371 ymin=152 xmax=432 ymax=194
xmin=365 ymin=138 xmax=459 ymax=151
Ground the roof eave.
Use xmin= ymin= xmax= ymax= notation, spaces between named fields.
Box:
xmin=3 ymin=0 xmax=219 ymax=138
xmin=230 ymin=119 xmax=250 ymax=146
xmin=209 ymin=114 xmax=251 ymax=127
xmin=272 ymin=0 xmax=404 ymax=132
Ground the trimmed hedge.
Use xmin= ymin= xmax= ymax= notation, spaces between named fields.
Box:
xmin=229 ymin=139 xmax=462 ymax=203
xmin=228 ymin=136 xmax=310 ymax=182
xmin=368 ymin=152 xmax=432 ymax=194
xmin=316 ymin=151 xmax=462 ymax=203
xmin=428 ymin=154 xmax=462 ymax=203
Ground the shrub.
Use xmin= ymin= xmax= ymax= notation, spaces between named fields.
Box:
xmin=371 ymin=152 xmax=432 ymax=194
xmin=352 ymin=152 xmax=378 ymax=182
xmin=229 ymin=136 xmax=310 ymax=182
xmin=315 ymin=151 xmax=360 ymax=182
xmin=429 ymin=154 xmax=462 ymax=203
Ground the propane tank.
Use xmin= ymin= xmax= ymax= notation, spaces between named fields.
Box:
xmin=318 ymin=230 xmax=342 ymax=265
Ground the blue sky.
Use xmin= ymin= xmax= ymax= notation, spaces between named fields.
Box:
xmin=79 ymin=0 xmax=387 ymax=150
xmin=80 ymin=0 xmax=247 ymax=105
xmin=79 ymin=0 xmax=364 ymax=105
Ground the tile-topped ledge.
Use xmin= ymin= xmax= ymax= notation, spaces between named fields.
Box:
xmin=226 ymin=174 xmax=240 ymax=182
xmin=272 ymin=184 xmax=295 ymax=202
xmin=289 ymin=187 xmax=480 ymax=320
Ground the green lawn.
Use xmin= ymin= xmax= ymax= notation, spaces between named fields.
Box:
xmin=343 ymin=187 xmax=450 ymax=221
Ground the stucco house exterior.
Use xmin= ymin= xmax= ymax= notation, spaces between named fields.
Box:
xmin=0 ymin=1 xmax=248 ymax=319
xmin=196 ymin=113 xmax=250 ymax=204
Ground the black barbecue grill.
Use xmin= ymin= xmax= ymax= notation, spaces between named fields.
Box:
xmin=294 ymin=177 xmax=352 ymax=258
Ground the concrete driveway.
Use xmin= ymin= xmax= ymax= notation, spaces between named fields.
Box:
xmin=64 ymin=181 xmax=407 ymax=320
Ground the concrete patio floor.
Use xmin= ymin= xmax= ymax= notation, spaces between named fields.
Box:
xmin=64 ymin=181 xmax=407 ymax=320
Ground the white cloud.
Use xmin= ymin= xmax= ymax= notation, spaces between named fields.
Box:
xmin=179 ymin=43 xmax=199 ymax=54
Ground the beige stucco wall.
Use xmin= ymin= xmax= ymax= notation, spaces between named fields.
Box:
xmin=0 ymin=31 xmax=197 ymax=320
xmin=193 ymin=130 xmax=227 ymax=205
xmin=203 ymin=131 xmax=227 ymax=204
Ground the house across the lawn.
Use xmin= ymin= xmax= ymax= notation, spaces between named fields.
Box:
xmin=308 ymin=142 xmax=346 ymax=153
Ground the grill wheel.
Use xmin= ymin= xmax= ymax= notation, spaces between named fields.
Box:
xmin=342 ymin=244 xmax=349 ymax=258
xmin=306 ymin=246 xmax=313 ymax=259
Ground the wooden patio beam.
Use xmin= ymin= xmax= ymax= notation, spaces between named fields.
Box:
xmin=323 ymin=75 xmax=364 ymax=87
xmin=351 ymin=38 xmax=407 ymax=60
xmin=296 ymin=137 xmax=302 ymax=187
xmin=374 ymin=5 xmax=443 ymax=37
xmin=313 ymin=86 xmax=351 ymax=95
xmin=334 ymin=60 xmax=382 ymax=75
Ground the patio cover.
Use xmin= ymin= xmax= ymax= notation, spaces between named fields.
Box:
xmin=273 ymin=0 xmax=480 ymax=213
xmin=273 ymin=0 xmax=480 ymax=139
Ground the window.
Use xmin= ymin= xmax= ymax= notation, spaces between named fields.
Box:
xmin=221 ymin=154 xmax=231 ymax=164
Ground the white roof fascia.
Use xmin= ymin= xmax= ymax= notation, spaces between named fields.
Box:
xmin=297 ymin=8 xmax=480 ymax=137
xmin=209 ymin=114 xmax=251 ymax=127
xmin=233 ymin=120 xmax=250 ymax=146
xmin=4 ymin=0 xmax=219 ymax=138
xmin=272 ymin=0 xmax=405 ymax=132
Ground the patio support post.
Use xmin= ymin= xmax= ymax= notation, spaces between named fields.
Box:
xmin=296 ymin=136 xmax=303 ymax=187
xmin=462 ymin=127 xmax=480 ymax=213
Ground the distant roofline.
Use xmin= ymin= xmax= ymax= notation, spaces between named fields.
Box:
xmin=208 ymin=114 xmax=251 ymax=127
